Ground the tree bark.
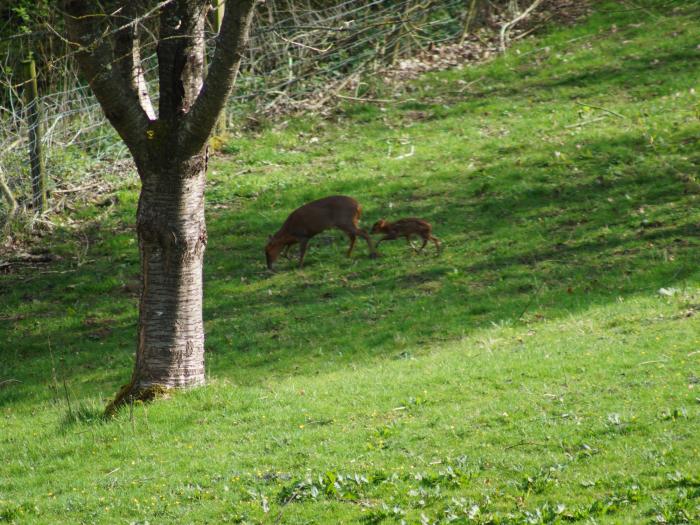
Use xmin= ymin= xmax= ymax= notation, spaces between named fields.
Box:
xmin=136 ymin=155 xmax=208 ymax=387
xmin=64 ymin=0 xmax=257 ymax=414
xmin=107 ymin=151 xmax=209 ymax=412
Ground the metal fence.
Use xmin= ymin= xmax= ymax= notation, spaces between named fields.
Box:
xmin=0 ymin=0 xmax=522 ymax=216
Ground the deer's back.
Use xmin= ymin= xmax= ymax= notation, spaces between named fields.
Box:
xmin=283 ymin=195 xmax=360 ymax=237
xmin=390 ymin=218 xmax=432 ymax=235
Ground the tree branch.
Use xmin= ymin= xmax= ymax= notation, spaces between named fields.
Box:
xmin=157 ymin=0 xmax=209 ymax=121
xmin=179 ymin=0 xmax=257 ymax=157
xmin=0 ymin=164 xmax=18 ymax=217
xmin=63 ymin=0 xmax=152 ymax=159
xmin=114 ymin=2 xmax=156 ymax=120
xmin=500 ymin=0 xmax=545 ymax=53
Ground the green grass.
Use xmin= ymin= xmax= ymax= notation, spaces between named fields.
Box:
xmin=2 ymin=1 xmax=700 ymax=523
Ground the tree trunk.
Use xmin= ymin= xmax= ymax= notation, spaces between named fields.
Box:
xmin=63 ymin=0 xmax=257 ymax=415
xmin=107 ymin=152 xmax=208 ymax=411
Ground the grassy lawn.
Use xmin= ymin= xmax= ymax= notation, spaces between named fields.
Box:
xmin=2 ymin=1 xmax=700 ymax=523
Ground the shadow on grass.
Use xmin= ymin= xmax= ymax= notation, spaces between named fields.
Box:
xmin=2 ymin=41 xmax=699 ymax=407
xmin=3 ymin=124 xmax=699 ymax=405
xmin=199 ymin=136 xmax=698 ymax=381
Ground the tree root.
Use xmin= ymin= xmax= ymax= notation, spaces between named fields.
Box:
xmin=104 ymin=380 xmax=171 ymax=417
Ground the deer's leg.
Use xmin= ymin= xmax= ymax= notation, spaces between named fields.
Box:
xmin=284 ymin=240 xmax=300 ymax=259
xmin=298 ymin=238 xmax=310 ymax=268
xmin=376 ymin=232 xmax=397 ymax=249
xmin=349 ymin=216 xmax=378 ymax=258
xmin=349 ymin=226 xmax=377 ymax=258
xmin=345 ymin=232 xmax=357 ymax=257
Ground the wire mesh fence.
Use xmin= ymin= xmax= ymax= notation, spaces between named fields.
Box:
xmin=0 ymin=0 xmax=524 ymax=217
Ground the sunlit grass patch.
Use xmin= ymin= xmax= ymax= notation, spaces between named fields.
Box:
xmin=1 ymin=1 xmax=699 ymax=523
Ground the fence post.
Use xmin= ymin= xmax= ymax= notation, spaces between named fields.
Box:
xmin=22 ymin=55 xmax=47 ymax=213
xmin=460 ymin=0 xmax=479 ymax=44
xmin=214 ymin=0 xmax=227 ymax=135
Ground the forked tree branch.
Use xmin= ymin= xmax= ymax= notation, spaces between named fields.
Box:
xmin=157 ymin=0 xmax=210 ymax=122
xmin=179 ymin=0 xmax=257 ymax=157
xmin=500 ymin=0 xmax=545 ymax=53
xmin=64 ymin=0 xmax=152 ymax=159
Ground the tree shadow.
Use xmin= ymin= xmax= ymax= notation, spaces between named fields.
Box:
xmin=197 ymin=130 xmax=699 ymax=384
xmin=2 ymin=63 xmax=699 ymax=408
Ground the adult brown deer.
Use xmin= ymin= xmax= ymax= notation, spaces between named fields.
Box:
xmin=265 ymin=196 xmax=377 ymax=269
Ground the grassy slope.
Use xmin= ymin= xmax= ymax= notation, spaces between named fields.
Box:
xmin=2 ymin=1 xmax=700 ymax=523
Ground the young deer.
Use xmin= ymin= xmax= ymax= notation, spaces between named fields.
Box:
xmin=371 ymin=218 xmax=441 ymax=255
xmin=265 ymin=195 xmax=377 ymax=269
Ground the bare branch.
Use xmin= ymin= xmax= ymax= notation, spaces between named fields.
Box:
xmin=0 ymin=164 xmax=18 ymax=217
xmin=114 ymin=3 xmax=156 ymax=119
xmin=574 ymin=100 xmax=626 ymax=119
xmin=63 ymin=0 xmax=152 ymax=158
xmin=179 ymin=0 xmax=257 ymax=157
xmin=500 ymin=0 xmax=545 ymax=53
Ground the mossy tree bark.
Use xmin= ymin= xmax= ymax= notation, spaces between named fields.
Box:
xmin=63 ymin=0 xmax=256 ymax=412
